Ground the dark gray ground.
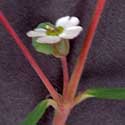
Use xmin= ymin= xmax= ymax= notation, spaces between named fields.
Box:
xmin=0 ymin=0 xmax=125 ymax=125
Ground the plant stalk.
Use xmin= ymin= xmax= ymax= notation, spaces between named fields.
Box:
xmin=66 ymin=0 xmax=106 ymax=100
xmin=61 ymin=57 xmax=69 ymax=99
xmin=0 ymin=11 xmax=59 ymax=101
xmin=52 ymin=105 xmax=71 ymax=125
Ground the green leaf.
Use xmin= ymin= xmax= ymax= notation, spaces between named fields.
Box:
xmin=32 ymin=38 xmax=53 ymax=55
xmin=21 ymin=99 xmax=49 ymax=125
xmin=86 ymin=88 xmax=125 ymax=100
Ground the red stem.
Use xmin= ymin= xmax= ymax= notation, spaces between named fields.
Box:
xmin=66 ymin=0 xmax=106 ymax=100
xmin=60 ymin=57 xmax=69 ymax=98
xmin=52 ymin=107 xmax=70 ymax=125
xmin=0 ymin=11 xmax=59 ymax=101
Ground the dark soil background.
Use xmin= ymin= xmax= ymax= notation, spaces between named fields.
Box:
xmin=0 ymin=0 xmax=125 ymax=125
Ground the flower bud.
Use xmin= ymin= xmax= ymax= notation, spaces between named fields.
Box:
xmin=52 ymin=39 xmax=70 ymax=58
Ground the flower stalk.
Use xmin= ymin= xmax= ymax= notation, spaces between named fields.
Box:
xmin=66 ymin=0 xmax=106 ymax=101
xmin=61 ymin=57 xmax=69 ymax=97
xmin=0 ymin=11 xmax=59 ymax=101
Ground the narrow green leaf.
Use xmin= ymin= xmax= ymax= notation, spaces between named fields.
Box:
xmin=86 ymin=88 xmax=125 ymax=100
xmin=21 ymin=99 xmax=49 ymax=125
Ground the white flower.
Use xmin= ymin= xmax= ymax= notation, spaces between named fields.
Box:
xmin=27 ymin=16 xmax=83 ymax=44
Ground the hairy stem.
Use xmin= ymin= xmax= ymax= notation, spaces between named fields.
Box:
xmin=61 ymin=57 xmax=69 ymax=99
xmin=66 ymin=0 xmax=106 ymax=100
xmin=0 ymin=11 xmax=59 ymax=101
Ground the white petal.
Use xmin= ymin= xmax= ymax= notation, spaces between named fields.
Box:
xmin=56 ymin=16 xmax=80 ymax=28
xmin=36 ymin=36 xmax=61 ymax=44
xmin=26 ymin=30 xmax=46 ymax=37
xmin=34 ymin=28 xmax=46 ymax=32
xmin=56 ymin=16 xmax=70 ymax=28
xmin=69 ymin=17 xmax=80 ymax=26
xmin=59 ymin=26 xmax=83 ymax=39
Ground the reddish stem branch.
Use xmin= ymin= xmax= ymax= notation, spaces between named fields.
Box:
xmin=0 ymin=11 xmax=59 ymax=101
xmin=60 ymin=57 xmax=69 ymax=98
xmin=66 ymin=0 xmax=106 ymax=100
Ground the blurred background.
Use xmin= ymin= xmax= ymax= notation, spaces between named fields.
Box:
xmin=0 ymin=0 xmax=125 ymax=125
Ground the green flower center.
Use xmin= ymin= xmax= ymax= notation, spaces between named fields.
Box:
xmin=37 ymin=22 xmax=64 ymax=36
xmin=46 ymin=26 xmax=64 ymax=36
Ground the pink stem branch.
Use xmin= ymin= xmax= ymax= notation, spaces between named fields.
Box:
xmin=66 ymin=0 xmax=106 ymax=100
xmin=61 ymin=57 xmax=69 ymax=98
xmin=0 ymin=11 xmax=59 ymax=101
